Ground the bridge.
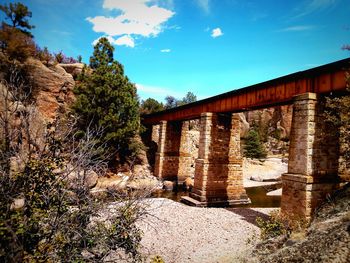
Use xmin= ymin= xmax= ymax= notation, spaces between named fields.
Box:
xmin=142 ymin=58 xmax=350 ymax=221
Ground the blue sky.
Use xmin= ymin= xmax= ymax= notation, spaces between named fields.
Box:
xmin=1 ymin=0 xmax=349 ymax=102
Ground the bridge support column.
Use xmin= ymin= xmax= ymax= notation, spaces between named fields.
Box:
xmin=154 ymin=120 xmax=181 ymax=180
xmin=281 ymin=93 xmax=340 ymax=221
xmin=177 ymin=121 xmax=193 ymax=183
xmin=182 ymin=113 xmax=250 ymax=206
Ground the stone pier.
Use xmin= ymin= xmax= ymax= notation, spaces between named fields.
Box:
xmin=154 ymin=120 xmax=182 ymax=180
xmin=177 ymin=121 xmax=194 ymax=183
xmin=182 ymin=113 xmax=250 ymax=206
xmin=281 ymin=93 xmax=341 ymax=221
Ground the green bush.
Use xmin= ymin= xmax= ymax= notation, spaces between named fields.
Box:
xmin=256 ymin=211 xmax=288 ymax=240
xmin=244 ymin=128 xmax=267 ymax=159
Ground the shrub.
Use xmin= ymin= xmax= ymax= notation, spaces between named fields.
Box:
xmin=244 ymin=128 xmax=267 ymax=159
xmin=256 ymin=212 xmax=288 ymax=240
xmin=0 ymin=23 xmax=35 ymax=61
xmin=256 ymin=211 xmax=307 ymax=240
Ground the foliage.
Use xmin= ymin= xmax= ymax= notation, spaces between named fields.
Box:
xmin=256 ymin=211 xmax=290 ymax=240
xmin=0 ymin=61 xmax=146 ymax=262
xmin=0 ymin=2 xmax=34 ymax=37
xmin=140 ymin=97 xmax=164 ymax=114
xmin=164 ymin=95 xmax=178 ymax=109
xmin=54 ymin=50 xmax=78 ymax=64
xmin=179 ymin=91 xmax=197 ymax=106
xmin=164 ymin=91 xmax=197 ymax=109
xmin=0 ymin=2 xmax=36 ymax=61
xmin=36 ymin=46 xmax=53 ymax=65
xmin=244 ymin=126 xmax=267 ymax=159
xmin=77 ymin=55 xmax=82 ymax=63
xmin=0 ymin=23 xmax=35 ymax=61
xmin=0 ymin=131 xmax=146 ymax=262
xmin=324 ymin=70 xmax=350 ymax=176
xmin=73 ymin=37 xmax=140 ymax=164
xmin=54 ymin=50 xmax=64 ymax=63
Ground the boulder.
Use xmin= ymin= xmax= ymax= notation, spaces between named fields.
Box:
xmin=59 ymin=63 xmax=85 ymax=79
xmin=66 ymin=169 xmax=99 ymax=189
xmin=127 ymin=177 xmax=162 ymax=191
xmin=93 ymin=173 xmax=128 ymax=191
xmin=183 ymin=177 xmax=194 ymax=190
xmin=163 ymin=180 xmax=175 ymax=191
xmin=10 ymin=198 xmax=25 ymax=210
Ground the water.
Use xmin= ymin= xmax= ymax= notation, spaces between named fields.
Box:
xmin=152 ymin=183 xmax=281 ymax=208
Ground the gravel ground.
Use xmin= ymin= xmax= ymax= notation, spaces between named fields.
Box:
xmin=138 ymin=198 xmax=277 ymax=263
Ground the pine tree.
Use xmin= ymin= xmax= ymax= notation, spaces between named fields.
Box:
xmin=0 ymin=2 xmax=35 ymax=37
xmin=244 ymin=128 xmax=267 ymax=159
xmin=73 ymin=37 xmax=140 ymax=162
xmin=140 ymin=98 xmax=164 ymax=114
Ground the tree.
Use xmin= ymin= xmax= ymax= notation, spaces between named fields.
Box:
xmin=180 ymin=91 xmax=197 ymax=105
xmin=164 ymin=91 xmax=197 ymax=109
xmin=0 ymin=23 xmax=35 ymax=61
xmin=77 ymin=54 xmax=82 ymax=63
xmin=164 ymin=95 xmax=178 ymax=109
xmin=36 ymin=46 xmax=53 ymax=65
xmin=73 ymin=37 xmax=140 ymax=163
xmin=244 ymin=127 xmax=267 ymax=159
xmin=0 ymin=2 xmax=35 ymax=37
xmin=140 ymin=98 xmax=164 ymax=114
xmin=0 ymin=61 xmax=147 ymax=262
xmin=0 ymin=2 xmax=35 ymax=61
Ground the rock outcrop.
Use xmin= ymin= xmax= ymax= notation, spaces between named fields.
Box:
xmin=24 ymin=58 xmax=75 ymax=121
xmin=244 ymin=105 xmax=293 ymax=140
xmin=58 ymin=63 xmax=84 ymax=79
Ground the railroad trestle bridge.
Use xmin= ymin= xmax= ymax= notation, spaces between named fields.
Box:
xmin=142 ymin=58 xmax=350 ymax=220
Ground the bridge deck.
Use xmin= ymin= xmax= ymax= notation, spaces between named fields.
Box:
xmin=142 ymin=58 xmax=350 ymax=125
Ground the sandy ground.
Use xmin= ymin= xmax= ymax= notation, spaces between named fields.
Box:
xmin=138 ymin=198 xmax=278 ymax=263
xmin=243 ymin=157 xmax=286 ymax=192
xmin=137 ymin=158 xmax=285 ymax=262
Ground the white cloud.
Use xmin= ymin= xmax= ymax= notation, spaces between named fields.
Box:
xmin=92 ymin=35 xmax=115 ymax=46
xmin=115 ymin=35 xmax=135 ymax=47
xmin=87 ymin=0 xmax=175 ymax=48
xmin=279 ymin=25 xmax=315 ymax=32
xmin=211 ymin=27 xmax=223 ymax=38
xmin=160 ymin=49 xmax=171 ymax=52
xmin=195 ymin=0 xmax=210 ymax=14
xmin=136 ymin=83 xmax=182 ymax=101
xmin=92 ymin=35 xmax=135 ymax=47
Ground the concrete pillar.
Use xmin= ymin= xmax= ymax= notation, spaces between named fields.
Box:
xmin=182 ymin=112 xmax=250 ymax=206
xmin=281 ymin=93 xmax=340 ymax=221
xmin=154 ymin=120 xmax=181 ymax=180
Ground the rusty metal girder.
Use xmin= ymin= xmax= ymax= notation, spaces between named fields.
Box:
xmin=142 ymin=58 xmax=350 ymax=125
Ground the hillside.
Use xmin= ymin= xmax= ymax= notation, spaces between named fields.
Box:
xmin=251 ymin=183 xmax=350 ymax=263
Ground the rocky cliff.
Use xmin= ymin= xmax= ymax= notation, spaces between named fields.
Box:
xmin=244 ymin=105 xmax=293 ymax=140
xmin=24 ymin=59 xmax=83 ymax=121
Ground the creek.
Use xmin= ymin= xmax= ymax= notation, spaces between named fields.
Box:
xmin=152 ymin=183 xmax=281 ymax=208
